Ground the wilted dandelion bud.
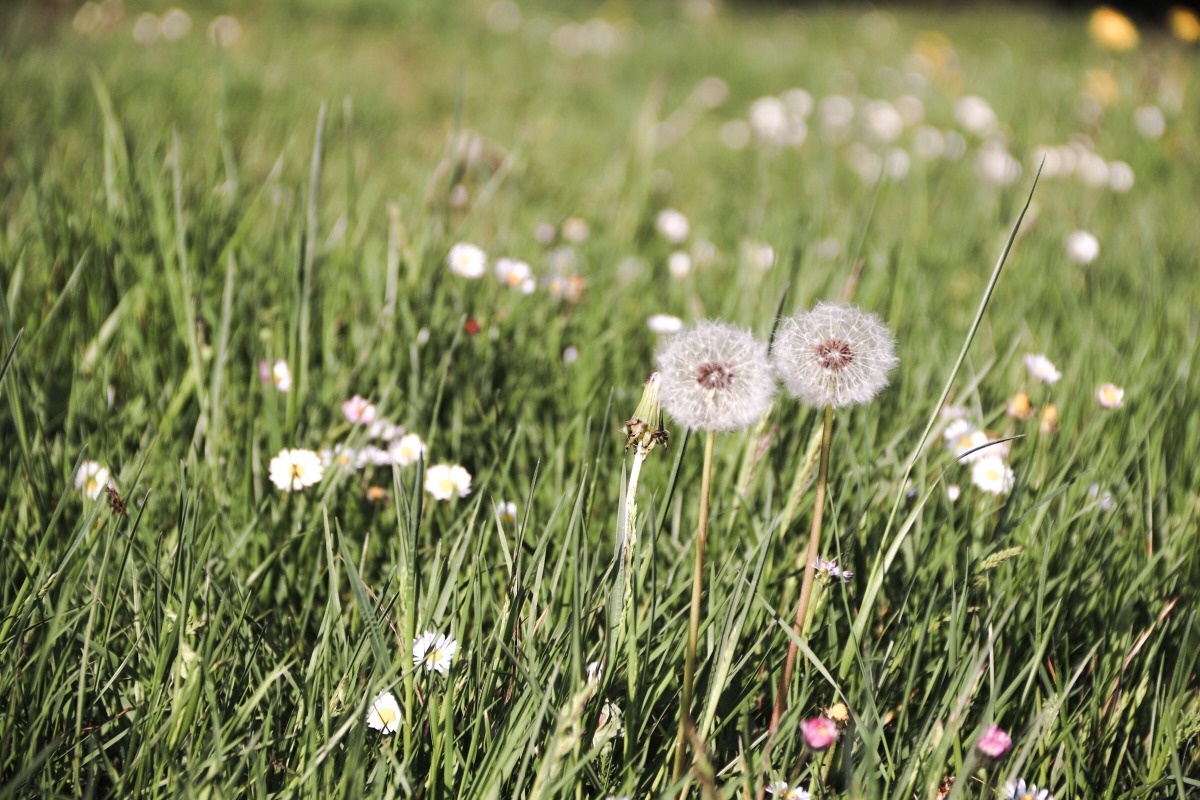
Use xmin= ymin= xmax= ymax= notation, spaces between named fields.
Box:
xmin=623 ymin=372 xmax=670 ymax=454
xmin=771 ymin=302 xmax=898 ymax=408
xmin=654 ymin=321 xmax=775 ymax=432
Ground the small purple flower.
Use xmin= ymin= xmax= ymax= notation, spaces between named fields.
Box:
xmin=800 ymin=716 xmax=839 ymax=751
xmin=976 ymin=724 xmax=1012 ymax=759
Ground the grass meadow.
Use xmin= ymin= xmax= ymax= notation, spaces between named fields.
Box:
xmin=2 ymin=1 xmax=1199 ymax=797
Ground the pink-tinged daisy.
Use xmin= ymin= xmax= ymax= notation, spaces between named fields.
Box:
xmin=976 ymin=723 xmax=1012 ymax=758
xmin=342 ymin=395 xmax=377 ymax=425
xmin=1096 ymin=383 xmax=1124 ymax=409
xmin=800 ymin=716 xmax=839 ymax=750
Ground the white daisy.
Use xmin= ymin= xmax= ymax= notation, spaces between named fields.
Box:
xmin=667 ymin=250 xmax=692 ymax=278
xmin=388 ymin=433 xmax=427 ymax=467
xmin=496 ymin=500 xmax=518 ymax=524
xmin=1065 ymin=230 xmax=1100 ymax=265
xmin=766 ymin=782 xmax=811 ymax=800
xmin=1023 ymin=353 xmax=1062 ymax=385
xmin=971 ymin=456 xmax=1014 ymax=496
xmin=943 ymin=418 xmax=977 ymax=442
xmin=946 ymin=484 xmax=961 ymax=502
xmin=447 ymin=242 xmax=487 ymax=279
xmin=1001 ymin=779 xmax=1053 ymax=800
xmin=1096 ymin=383 xmax=1124 ymax=409
xmin=268 ymin=448 xmax=324 ymax=492
xmin=365 ymin=690 xmax=401 ymax=734
xmin=320 ymin=445 xmax=358 ymax=471
xmin=424 ymin=464 xmax=472 ymax=500
xmin=655 ymin=208 xmax=690 ymax=243
xmin=412 ymin=631 xmax=458 ymax=674
xmin=75 ymin=461 xmax=113 ymax=500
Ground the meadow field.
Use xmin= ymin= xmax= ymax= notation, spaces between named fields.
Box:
xmin=1 ymin=1 xmax=1199 ymax=797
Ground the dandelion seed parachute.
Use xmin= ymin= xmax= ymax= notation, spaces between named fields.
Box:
xmin=654 ymin=320 xmax=775 ymax=432
xmin=771 ymin=302 xmax=898 ymax=409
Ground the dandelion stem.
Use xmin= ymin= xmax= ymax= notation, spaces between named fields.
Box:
xmin=768 ymin=403 xmax=834 ymax=740
xmin=673 ymin=429 xmax=716 ymax=793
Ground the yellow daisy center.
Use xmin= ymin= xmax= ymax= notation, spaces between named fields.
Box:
xmin=376 ymin=707 xmax=396 ymax=726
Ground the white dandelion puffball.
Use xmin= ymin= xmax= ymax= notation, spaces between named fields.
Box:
xmin=647 ymin=314 xmax=685 ymax=335
xmin=1065 ymin=230 xmax=1100 ymax=264
xmin=655 ymin=208 xmax=690 ymax=243
xmin=971 ymin=455 xmax=1014 ymax=496
xmin=424 ymin=463 xmax=472 ymax=500
xmin=1096 ymin=383 xmax=1125 ymax=409
xmin=413 ymin=631 xmax=458 ymax=674
xmin=1023 ymin=353 xmax=1062 ymax=385
xmin=366 ymin=691 xmax=401 ymax=734
xmin=447 ymin=242 xmax=487 ymax=279
xmin=772 ymin=303 xmax=898 ymax=409
xmin=388 ymin=433 xmax=427 ymax=467
xmin=654 ymin=320 xmax=775 ymax=432
xmin=75 ymin=461 xmax=113 ymax=500
xmin=269 ymin=448 xmax=324 ymax=492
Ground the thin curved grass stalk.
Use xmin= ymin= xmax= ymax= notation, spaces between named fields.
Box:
xmin=765 ymin=402 xmax=834 ymax=751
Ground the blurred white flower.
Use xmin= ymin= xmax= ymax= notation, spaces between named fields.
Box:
xmin=534 ymin=222 xmax=556 ymax=245
xmin=561 ymin=216 xmax=590 ymax=243
xmin=655 ymin=209 xmax=690 ymax=243
xmin=485 ymin=0 xmax=522 ymax=34
xmin=497 ymin=500 xmax=518 ymax=524
xmin=946 ymin=484 xmax=961 ymax=502
xmin=943 ymin=418 xmax=976 ymax=442
xmin=1088 ymin=483 xmax=1116 ymax=511
xmin=269 ymin=449 xmax=324 ymax=492
xmin=160 ymin=8 xmax=191 ymax=40
xmin=694 ymin=76 xmax=729 ymax=108
xmin=412 ymin=631 xmax=458 ymax=674
xmin=342 ymin=395 xmax=377 ymax=425
xmin=447 ymin=242 xmax=487 ymax=279
xmin=1107 ymin=161 xmax=1134 ymax=192
xmin=781 ymin=87 xmax=814 ymax=118
xmin=75 ymin=461 xmax=113 ymax=500
xmin=955 ymin=96 xmax=998 ymax=135
xmin=1077 ymin=152 xmax=1109 ymax=187
xmin=1096 ymin=383 xmax=1125 ymax=409
xmin=647 ymin=314 xmax=685 ymax=334
xmin=976 ymin=142 xmax=1021 ymax=185
xmin=1024 ymin=353 xmax=1062 ymax=384
xmin=1133 ymin=105 xmax=1165 ymax=139
xmin=366 ymin=691 xmax=401 ymax=734
xmin=749 ymin=96 xmax=788 ymax=142
xmin=425 ymin=464 xmax=472 ymax=500
xmin=389 ymin=433 xmax=427 ymax=467
xmin=495 ymin=258 xmax=536 ymax=294
xmin=819 ymin=95 xmax=854 ymax=129
xmin=667 ymin=251 xmax=693 ymax=278
xmin=742 ymin=240 xmax=776 ymax=270
xmin=321 ymin=445 xmax=358 ymax=471
xmin=895 ymin=94 xmax=924 ymax=125
xmin=766 ymin=782 xmax=811 ymax=800
xmin=864 ymin=100 xmax=904 ymax=143
xmin=884 ymin=148 xmax=911 ymax=180
xmin=208 ymin=15 xmax=243 ymax=48
xmin=132 ymin=12 xmax=159 ymax=43
xmin=1065 ymin=230 xmax=1100 ymax=264
xmin=563 ymin=346 xmax=579 ymax=364
xmin=971 ymin=456 xmax=1014 ymax=495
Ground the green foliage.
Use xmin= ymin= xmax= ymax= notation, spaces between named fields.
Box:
xmin=1 ymin=1 xmax=1197 ymax=798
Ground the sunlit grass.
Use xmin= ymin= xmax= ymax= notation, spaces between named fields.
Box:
xmin=1 ymin=1 xmax=1198 ymax=798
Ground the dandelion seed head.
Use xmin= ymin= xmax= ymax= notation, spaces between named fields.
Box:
xmin=772 ymin=303 xmax=898 ymax=409
xmin=654 ymin=321 xmax=775 ymax=432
